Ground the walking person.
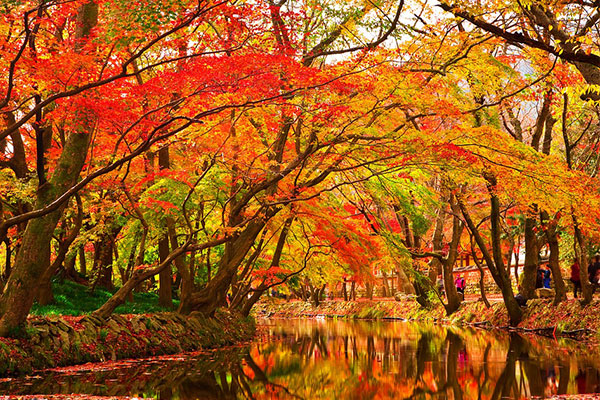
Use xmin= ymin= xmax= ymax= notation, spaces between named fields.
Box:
xmin=455 ymin=275 xmax=466 ymax=296
xmin=542 ymin=264 xmax=551 ymax=289
xmin=570 ymin=259 xmax=581 ymax=299
xmin=536 ymin=265 xmax=545 ymax=289
xmin=588 ymin=254 xmax=600 ymax=294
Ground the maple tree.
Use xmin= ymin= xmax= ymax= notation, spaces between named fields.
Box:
xmin=2 ymin=0 xmax=600 ymax=336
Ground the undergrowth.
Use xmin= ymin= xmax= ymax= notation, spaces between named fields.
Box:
xmin=30 ymin=280 xmax=178 ymax=316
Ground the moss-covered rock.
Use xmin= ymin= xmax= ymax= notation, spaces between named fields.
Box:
xmin=0 ymin=310 xmax=254 ymax=377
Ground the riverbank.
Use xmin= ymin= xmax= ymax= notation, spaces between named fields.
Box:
xmin=254 ymin=298 xmax=600 ymax=341
xmin=0 ymin=310 xmax=254 ymax=376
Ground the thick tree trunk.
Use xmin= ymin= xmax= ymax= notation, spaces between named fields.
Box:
xmin=237 ymin=216 xmax=293 ymax=315
xmin=442 ymin=263 xmax=461 ymax=314
xmin=365 ymin=282 xmax=374 ymax=300
xmin=0 ymin=209 xmax=55 ymax=335
xmin=396 ymin=265 xmax=415 ymax=294
xmin=0 ymin=2 xmax=97 ymax=335
xmin=36 ymin=279 xmax=54 ymax=306
xmin=62 ymin=252 xmax=81 ymax=283
xmin=520 ymin=215 xmax=538 ymax=299
xmin=545 ymin=220 xmax=566 ymax=305
xmin=36 ymin=197 xmax=84 ymax=306
xmin=92 ymin=231 xmax=118 ymax=290
xmin=573 ymin=220 xmax=593 ymax=304
xmin=311 ymin=284 xmax=324 ymax=307
xmin=513 ymin=242 xmax=519 ymax=287
xmin=157 ymin=146 xmax=173 ymax=308
xmin=240 ymin=289 xmax=263 ymax=317
xmin=488 ymin=179 xmax=522 ymax=325
xmin=179 ymin=219 xmax=266 ymax=315
xmin=381 ymin=271 xmax=391 ymax=297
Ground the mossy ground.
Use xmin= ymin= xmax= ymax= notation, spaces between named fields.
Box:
xmin=30 ymin=281 xmax=178 ymax=316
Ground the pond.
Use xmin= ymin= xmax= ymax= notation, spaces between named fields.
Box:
xmin=0 ymin=318 xmax=599 ymax=399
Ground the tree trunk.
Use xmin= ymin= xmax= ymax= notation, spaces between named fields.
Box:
xmin=544 ymin=215 xmax=566 ymax=305
xmin=158 ymin=235 xmax=173 ymax=308
xmin=487 ymin=177 xmax=522 ymax=325
xmin=36 ymin=279 xmax=54 ymax=306
xmin=428 ymin=203 xmax=445 ymax=283
xmin=92 ymin=231 xmax=117 ymax=290
xmin=157 ymin=146 xmax=173 ymax=308
xmin=442 ymin=194 xmax=464 ymax=315
xmin=458 ymin=174 xmax=523 ymax=326
xmin=313 ymin=284 xmax=326 ymax=306
xmin=571 ymin=216 xmax=593 ymax=304
xmin=520 ymin=215 xmax=538 ymax=299
xmin=0 ymin=2 xmax=97 ymax=336
xmin=2 ymin=239 xmax=10 ymax=283
xmin=36 ymin=196 xmax=84 ymax=305
xmin=396 ymin=265 xmax=415 ymax=294
xmin=179 ymin=219 xmax=267 ymax=315
xmin=365 ymin=282 xmax=374 ymax=300
xmin=381 ymin=271 xmax=391 ymax=297
xmin=470 ymin=242 xmax=491 ymax=308
xmin=94 ymin=243 xmax=190 ymax=319
xmin=513 ymin=241 xmax=519 ymax=287
xmin=240 ymin=289 xmax=263 ymax=317
xmin=79 ymin=246 xmax=86 ymax=277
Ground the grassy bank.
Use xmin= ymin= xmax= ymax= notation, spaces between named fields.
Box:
xmin=30 ymin=281 xmax=177 ymax=316
xmin=254 ymin=298 xmax=600 ymax=340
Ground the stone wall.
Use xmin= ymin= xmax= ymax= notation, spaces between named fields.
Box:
xmin=0 ymin=310 xmax=254 ymax=376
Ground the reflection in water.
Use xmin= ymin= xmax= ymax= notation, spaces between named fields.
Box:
xmin=1 ymin=319 xmax=600 ymax=399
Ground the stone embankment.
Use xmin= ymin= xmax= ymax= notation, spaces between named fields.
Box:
xmin=0 ymin=310 xmax=254 ymax=376
xmin=254 ymin=298 xmax=600 ymax=341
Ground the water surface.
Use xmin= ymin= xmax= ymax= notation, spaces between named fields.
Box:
xmin=1 ymin=318 xmax=599 ymax=399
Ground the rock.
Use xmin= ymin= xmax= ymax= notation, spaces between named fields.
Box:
xmin=106 ymin=319 xmax=125 ymax=335
xmin=58 ymin=329 xmax=70 ymax=353
xmin=56 ymin=321 xmax=71 ymax=333
xmin=36 ymin=325 xmax=50 ymax=337
xmin=534 ymin=288 xmax=555 ymax=298
xmin=129 ymin=318 xmax=143 ymax=333
xmin=81 ymin=315 xmax=104 ymax=326
xmin=0 ymin=311 xmax=254 ymax=378
xmin=48 ymin=324 xmax=60 ymax=337
xmin=111 ymin=315 xmax=127 ymax=325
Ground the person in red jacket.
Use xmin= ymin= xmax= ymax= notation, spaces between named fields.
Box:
xmin=571 ymin=259 xmax=581 ymax=299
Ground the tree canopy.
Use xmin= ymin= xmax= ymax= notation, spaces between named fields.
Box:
xmin=1 ymin=0 xmax=600 ymax=333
